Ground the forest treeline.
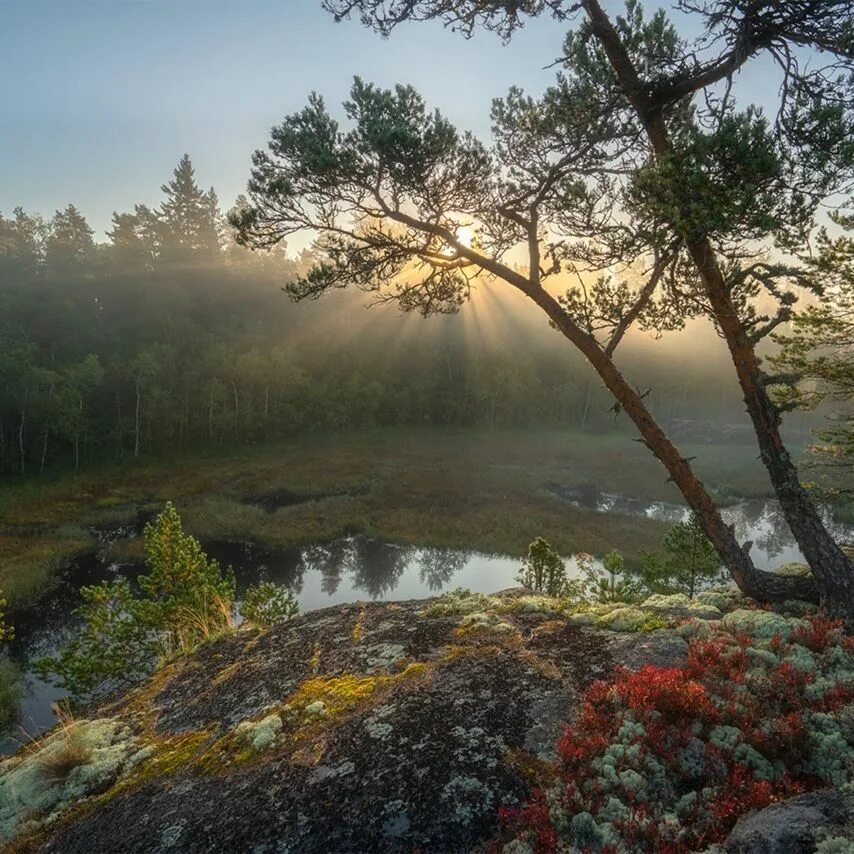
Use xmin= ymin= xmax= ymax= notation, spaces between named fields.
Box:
xmin=0 ymin=156 xmax=793 ymax=477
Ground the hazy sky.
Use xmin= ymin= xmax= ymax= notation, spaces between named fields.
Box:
xmin=1 ymin=1 xmax=779 ymax=239
xmin=0 ymin=0 xmax=569 ymax=237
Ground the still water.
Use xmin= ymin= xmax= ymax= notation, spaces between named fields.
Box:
xmin=3 ymin=490 xmax=851 ymax=754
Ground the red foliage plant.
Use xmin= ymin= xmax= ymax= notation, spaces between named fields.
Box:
xmin=498 ymin=616 xmax=853 ymax=853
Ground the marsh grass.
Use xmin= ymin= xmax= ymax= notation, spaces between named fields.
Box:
xmin=0 ymin=530 xmax=93 ymax=609
xmin=0 ymin=656 xmax=21 ymax=730
xmin=0 ymin=428 xmax=776 ymax=608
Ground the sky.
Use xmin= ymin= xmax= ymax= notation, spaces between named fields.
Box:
xmin=0 ymin=0 xmax=569 ymax=237
xmin=0 ymin=0 xmax=782 ymax=240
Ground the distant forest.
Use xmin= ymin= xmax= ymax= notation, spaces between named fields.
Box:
xmin=0 ymin=156 xmax=810 ymax=477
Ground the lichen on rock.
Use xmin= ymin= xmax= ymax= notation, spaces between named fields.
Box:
xmin=722 ymin=608 xmax=808 ymax=640
xmin=0 ymin=717 xmax=143 ymax=840
xmin=233 ymin=713 xmax=283 ymax=751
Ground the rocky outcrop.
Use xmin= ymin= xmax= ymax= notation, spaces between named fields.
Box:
xmin=725 ymin=788 xmax=854 ymax=853
xmin=5 ymin=591 xmax=688 ymax=853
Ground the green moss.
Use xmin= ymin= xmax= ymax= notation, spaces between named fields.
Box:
xmin=423 ymin=589 xmax=502 ymax=617
xmin=576 ymin=605 xmax=672 ymax=633
xmin=455 ymin=612 xmax=519 ymax=637
xmin=773 ymin=562 xmax=813 ymax=577
xmin=695 ymin=586 xmax=749 ymax=614
xmin=776 ymin=599 xmax=820 ymax=617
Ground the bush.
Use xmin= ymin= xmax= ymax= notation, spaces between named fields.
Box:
xmin=641 ymin=514 xmax=724 ymax=598
xmin=577 ymin=549 xmax=645 ymax=604
xmin=36 ymin=502 xmax=236 ymax=704
xmin=136 ymin=501 xmax=235 ymax=653
xmin=517 ymin=538 xmax=569 ymax=598
xmin=241 ymin=582 xmax=299 ymax=628
xmin=34 ymin=577 xmax=156 ymax=700
xmin=499 ymin=614 xmax=854 ymax=852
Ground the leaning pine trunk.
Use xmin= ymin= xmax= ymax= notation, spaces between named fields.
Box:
xmin=687 ymin=238 xmax=854 ymax=617
xmin=581 ymin=0 xmax=850 ymax=616
xmin=528 ymin=287 xmax=818 ymax=604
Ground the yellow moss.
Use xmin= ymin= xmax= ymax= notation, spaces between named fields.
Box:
xmin=351 ymin=608 xmax=365 ymax=642
xmin=212 ymin=663 xmax=239 ymax=686
xmin=441 ymin=644 xmax=467 ymax=662
xmin=286 ymin=662 xmax=429 ymax=718
xmin=309 ymin=642 xmax=321 ymax=673
xmin=134 ymin=730 xmax=214 ymax=782
xmin=288 ymin=674 xmax=384 ymax=716
xmin=399 ymin=662 xmax=427 ymax=678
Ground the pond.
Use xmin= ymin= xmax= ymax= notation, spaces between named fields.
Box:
xmin=1 ymin=531 xmax=542 ymax=755
xmin=551 ymin=484 xmax=853 ymax=572
xmin=3 ymin=491 xmax=851 ymax=754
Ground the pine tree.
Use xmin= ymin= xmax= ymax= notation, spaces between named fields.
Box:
xmin=45 ymin=205 xmax=94 ymax=269
xmin=158 ymin=155 xmax=221 ymax=256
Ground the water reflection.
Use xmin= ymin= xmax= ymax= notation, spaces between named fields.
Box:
xmin=202 ymin=538 xmax=497 ymax=605
xmin=552 ymin=485 xmax=853 ymax=570
xmin=6 ymin=488 xmax=852 ymax=754
xmin=0 ymin=534 xmax=523 ymax=753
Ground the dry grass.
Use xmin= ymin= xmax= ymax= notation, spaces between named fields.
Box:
xmin=36 ymin=705 xmax=92 ymax=784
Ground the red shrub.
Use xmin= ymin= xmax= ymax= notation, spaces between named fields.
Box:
xmin=791 ymin=616 xmax=844 ymax=652
xmin=499 ymin=615 xmax=854 ymax=853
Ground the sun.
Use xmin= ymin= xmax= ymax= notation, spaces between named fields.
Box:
xmin=456 ymin=226 xmax=473 ymax=248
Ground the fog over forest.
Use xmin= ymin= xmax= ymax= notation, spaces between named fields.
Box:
xmin=0 ymin=154 xmax=816 ymax=477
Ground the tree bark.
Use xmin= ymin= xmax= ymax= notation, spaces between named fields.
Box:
xmin=526 ymin=286 xmax=819 ymax=605
xmin=134 ymin=372 xmax=142 ymax=459
xmin=18 ymin=403 xmax=26 ymax=476
xmin=685 ymin=239 xmax=854 ymax=615
xmin=40 ymin=424 xmax=49 ymax=474
xmin=581 ymin=0 xmax=849 ymax=615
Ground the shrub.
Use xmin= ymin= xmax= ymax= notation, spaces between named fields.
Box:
xmin=34 ymin=577 xmax=156 ymax=700
xmin=577 ymin=550 xmax=645 ymax=604
xmin=641 ymin=514 xmax=725 ymax=598
xmin=499 ymin=614 xmax=854 ymax=852
xmin=37 ymin=502 xmax=236 ymax=704
xmin=136 ymin=501 xmax=235 ymax=653
xmin=517 ymin=538 xmax=569 ymax=598
xmin=241 ymin=582 xmax=299 ymax=628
